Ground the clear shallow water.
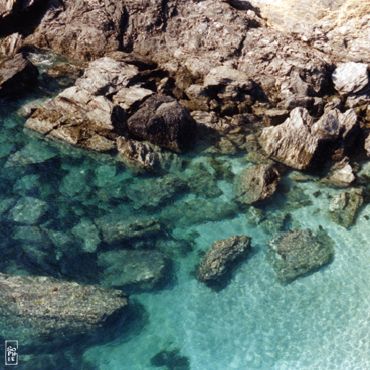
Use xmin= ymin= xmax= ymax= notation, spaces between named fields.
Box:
xmin=0 ymin=90 xmax=369 ymax=370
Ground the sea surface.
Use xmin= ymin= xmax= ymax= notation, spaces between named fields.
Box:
xmin=0 ymin=62 xmax=369 ymax=370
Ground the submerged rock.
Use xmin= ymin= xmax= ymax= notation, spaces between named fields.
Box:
xmin=95 ymin=216 xmax=162 ymax=244
xmin=332 ymin=62 xmax=369 ymax=95
xmin=0 ymin=53 xmax=38 ymax=97
xmin=197 ymin=236 xmax=251 ymax=285
xmin=329 ymin=188 xmax=364 ymax=228
xmin=10 ymin=196 xmax=48 ymax=225
xmin=0 ymin=273 xmax=128 ymax=348
xmin=127 ymin=94 xmax=197 ymax=153
xmin=98 ymin=250 xmax=169 ymax=292
xmin=269 ymin=228 xmax=334 ymax=283
xmin=236 ymin=163 xmax=280 ymax=204
xmin=71 ymin=218 xmax=101 ymax=253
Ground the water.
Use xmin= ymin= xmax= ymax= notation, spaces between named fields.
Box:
xmin=0 ymin=77 xmax=369 ymax=370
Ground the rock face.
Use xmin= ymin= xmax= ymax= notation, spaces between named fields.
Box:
xmin=127 ymin=94 xmax=197 ymax=152
xmin=332 ymin=62 xmax=369 ymax=95
xmin=0 ymin=53 xmax=38 ymax=97
xmin=329 ymin=188 xmax=364 ymax=228
xmin=236 ymin=164 xmax=280 ymax=204
xmin=269 ymin=229 xmax=335 ymax=283
xmin=324 ymin=158 xmax=355 ymax=187
xmin=197 ymin=236 xmax=251 ymax=285
xmin=0 ymin=273 xmax=128 ymax=348
xmin=259 ymin=107 xmax=358 ymax=170
xmin=365 ymin=134 xmax=370 ymax=157
xmin=25 ymin=0 xmax=125 ymax=61
xmin=98 ymin=250 xmax=169 ymax=292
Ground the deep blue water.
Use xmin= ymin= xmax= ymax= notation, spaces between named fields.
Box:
xmin=0 ymin=65 xmax=369 ymax=370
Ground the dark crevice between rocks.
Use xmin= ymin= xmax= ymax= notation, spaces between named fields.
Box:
xmin=0 ymin=0 xmax=51 ymax=38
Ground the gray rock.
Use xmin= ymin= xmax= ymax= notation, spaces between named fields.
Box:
xmin=236 ymin=163 xmax=280 ymax=204
xmin=329 ymin=188 xmax=364 ymax=228
xmin=95 ymin=216 xmax=162 ymax=244
xmin=10 ymin=197 xmax=48 ymax=225
xmin=98 ymin=250 xmax=169 ymax=291
xmin=197 ymin=236 xmax=251 ymax=285
xmin=259 ymin=107 xmax=358 ymax=170
xmin=0 ymin=54 xmax=38 ymax=97
xmin=324 ymin=158 xmax=355 ymax=187
xmin=127 ymin=94 xmax=197 ymax=153
xmin=365 ymin=134 xmax=370 ymax=157
xmin=71 ymin=218 xmax=101 ymax=253
xmin=0 ymin=273 xmax=128 ymax=348
xmin=332 ymin=62 xmax=369 ymax=95
xmin=269 ymin=229 xmax=334 ymax=283
xmin=113 ymin=86 xmax=154 ymax=112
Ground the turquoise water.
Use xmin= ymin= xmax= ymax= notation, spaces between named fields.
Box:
xmin=0 ymin=77 xmax=369 ymax=370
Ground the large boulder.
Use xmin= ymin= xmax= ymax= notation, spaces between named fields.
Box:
xmin=0 ymin=53 xmax=38 ymax=97
xmin=269 ymin=228 xmax=334 ymax=283
xmin=197 ymin=235 xmax=251 ymax=285
xmin=25 ymin=0 xmax=125 ymax=61
xmin=0 ymin=273 xmax=128 ymax=348
xmin=329 ymin=187 xmax=364 ymax=228
xmin=98 ymin=250 xmax=169 ymax=292
xmin=259 ymin=107 xmax=358 ymax=170
xmin=127 ymin=94 xmax=197 ymax=153
xmin=332 ymin=62 xmax=369 ymax=95
xmin=235 ymin=163 xmax=281 ymax=204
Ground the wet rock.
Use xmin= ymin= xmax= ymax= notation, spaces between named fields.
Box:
xmin=329 ymin=188 xmax=364 ymax=228
xmin=197 ymin=236 xmax=251 ymax=285
xmin=98 ymin=250 xmax=169 ymax=292
xmin=95 ymin=216 xmax=162 ymax=244
xmin=17 ymin=98 xmax=45 ymax=118
xmin=0 ymin=53 xmax=38 ymax=97
xmin=236 ymin=164 xmax=280 ymax=204
xmin=259 ymin=107 xmax=358 ymax=170
xmin=10 ymin=196 xmax=48 ymax=225
xmin=269 ymin=228 xmax=334 ymax=283
xmin=332 ymin=62 xmax=369 ymax=95
xmin=324 ymin=158 xmax=355 ymax=187
xmin=0 ymin=273 xmax=128 ymax=348
xmin=71 ymin=218 xmax=101 ymax=253
xmin=127 ymin=94 xmax=197 ymax=153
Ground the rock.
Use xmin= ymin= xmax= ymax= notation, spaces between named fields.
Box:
xmin=324 ymin=158 xmax=355 ymax=187
xmin=0 ymin=33 xmax=23 ymax=57
xmin=116 ymin=136 xmax=173 ymax=172
xmin=259 ymin=108 xmax=318 ymax=170
xmin=12 ymin=225 xmax=46 ymax=244
xmin=235 ymin=164 xmax=280 ymax=204
xmin=25 ymin=0 xmax=126 ymax=61
xmin=0 ymin=53 xmax=38 ymax=97
xmin=269 ymin=228 xmax=334 ymax=283
xmin=329 ymin=188 xmax=364 ymax=228
xmin=71 ymin=218 xmax=101 ymax=253
xmin=365 ymin=134 xmax=370 ymax=157
xmin=0 ymin=273 xmax=128 ymax=348
xmin=98 ymin=250 xmax=169 ymax=292
xmin=259 ymin=107 xmax=358 ymax=170
xmin=5 ymin=141 xmax=57 ymax=167
xmin=332 ymin=62 xmax=369 ymax=95
xmin=10 ymin=196 xmax=48 ymax=225
xmin=127 ymin=94 xmax=197 ymax=153
xmin=126 ymin=176 xmax=187 ymax=210
xmin=95 ymin=216 xmax=162 ymax=244
xmin=197 ymin=236 xmax=251 ymax=285
xmin=113 ymin=86 xmax=154 ymax=112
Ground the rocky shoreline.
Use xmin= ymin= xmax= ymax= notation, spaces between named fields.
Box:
xmin=0 ymin=0 xmax=369 ymax=362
